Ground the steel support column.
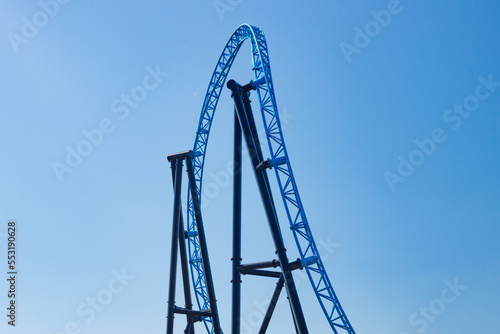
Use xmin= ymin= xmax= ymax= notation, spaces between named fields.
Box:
xmin=232 ymin=109 xmax=243 ymax=334
xmin=166 ymin=158 xmax=184 ymax=334
xmin=170 ymin=162 xmax=195 ymax=334
xmin=185 ymin=155 xmax=223 ymax=334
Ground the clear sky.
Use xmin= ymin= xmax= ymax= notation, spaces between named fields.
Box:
xmin=1 ymin=0 xmax=499 ymax=333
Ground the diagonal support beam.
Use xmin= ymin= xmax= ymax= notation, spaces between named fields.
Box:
xmin=185 ymin=154 xmax=223 ymax=334
xmin=259 ymin=275 xmax=285 ymax=334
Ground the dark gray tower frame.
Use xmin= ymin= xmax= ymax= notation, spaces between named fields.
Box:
xmin=165 ymin=79 xmax=311 ymax=334
xmin=166 ymin=151 xmax=222 ymax=334
xmin=227 ymin=79 xmax=309 ymax=334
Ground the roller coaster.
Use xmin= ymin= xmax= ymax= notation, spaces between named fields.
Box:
xmin=166 ymin=24 xmax=356 ymax=334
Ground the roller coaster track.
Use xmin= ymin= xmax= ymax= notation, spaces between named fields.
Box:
xmin=185 ymin=24 xmax=355 ymax=334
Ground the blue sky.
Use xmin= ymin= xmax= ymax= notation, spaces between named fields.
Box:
xmin=1 ymin=0 xmax=499 ymax=333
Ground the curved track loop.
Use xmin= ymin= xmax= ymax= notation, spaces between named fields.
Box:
xmin=186 ymin=24 xmax=355 ymax=334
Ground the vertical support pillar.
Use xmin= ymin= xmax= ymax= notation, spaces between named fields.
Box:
xmin=231 ymin=109 xmax=243 ymax=334
xmin=168 ymin=158 xmax=195 ymax=334
xmin=227 ymin=79 xmax=309 ymax=334
xmin=166 ymin=158 xmax=184 ymax=334
xmin=185 ymin=155 xmax=223 ymax=334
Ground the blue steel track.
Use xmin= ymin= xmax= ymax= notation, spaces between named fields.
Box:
xmin=185 ymin=24 xmax=355 ymax=334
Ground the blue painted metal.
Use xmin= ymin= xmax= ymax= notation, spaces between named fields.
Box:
xmin=186 ymin=24 xmax=355 ymax=334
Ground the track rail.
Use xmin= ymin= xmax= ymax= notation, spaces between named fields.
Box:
xmin=186 ymin=24 xmax=355 ymax=334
